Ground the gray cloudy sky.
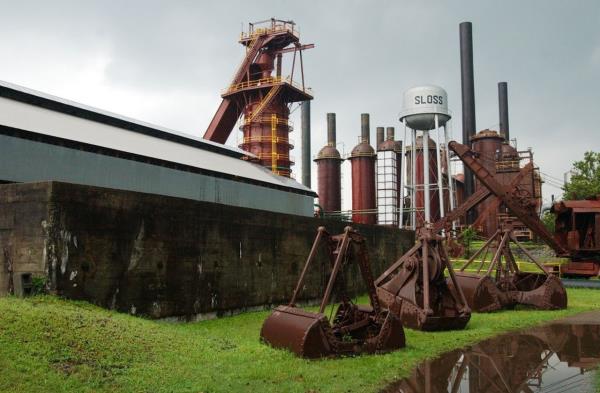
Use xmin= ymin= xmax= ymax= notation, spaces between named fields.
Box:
xmin=1 ymin=1 xmax=599 ymax=209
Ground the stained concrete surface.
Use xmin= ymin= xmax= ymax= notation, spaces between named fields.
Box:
xmin=0 ymin=181 xmax=414 ymax=319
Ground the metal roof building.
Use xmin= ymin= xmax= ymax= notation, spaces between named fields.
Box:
xmin=0 ymin=80 xmax=316 ymax=216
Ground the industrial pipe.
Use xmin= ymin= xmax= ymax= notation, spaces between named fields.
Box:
xmin=459 ymin=22 xmax=476 ymax=202
xmin=301 ymin=101 xmax=311 ymax=188
xmin=327 ymin=112 xmax=336 ymax=145
xmin=386 ymin=127 xmax=395 ymax=140
xmin=498 ymin=82 xmax=509 ymax=141
xmin=376 ymin=127 xmax=385 ymax=149
xmin=361 ymin=113 xmax=370 ymax=143
xmin=434 ymin=115 xmax=445 ymax=221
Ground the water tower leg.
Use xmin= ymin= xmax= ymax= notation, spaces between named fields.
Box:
xmin=435 ymin=115 xmax=445 ymax=225
xmin=400 ymin=119 xmax=407 ymax=229
xmin=423 ymin=129 xmax=431 ymax=224
xmin=411 ymin=128 xmax=417 ymax=229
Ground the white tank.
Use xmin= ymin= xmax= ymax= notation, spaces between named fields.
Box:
xmin=399 ymin=85 xmax=451 ymax=130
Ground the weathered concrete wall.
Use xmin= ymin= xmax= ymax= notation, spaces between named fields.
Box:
xmin=0 ymin=182 xmax=414 ymax=319
xmin=0 ymin=183 xmax=50 ymax=296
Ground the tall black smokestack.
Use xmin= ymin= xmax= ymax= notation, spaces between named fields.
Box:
xmin=460 ymin=21 xmax=476 ymax=218
xmin=498 ymin=82 xmax=509 ymax=141
xmin=327 ymin=113 xmax=336 ymax=145
xmin=361 ymin=113 xmax=370 ymax=144
xmin=301 ymin=101 xmax=311 ymax=188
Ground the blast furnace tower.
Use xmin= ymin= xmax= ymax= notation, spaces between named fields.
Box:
xmin=314 ymin=113 xmax=343 ymax=215
xmin=203 ymin=19 xmax=313 ymax=177
xmin=349 ymin=114 xmax=377 ymax=225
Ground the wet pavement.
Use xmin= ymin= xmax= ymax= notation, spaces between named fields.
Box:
xmin=382 ymin=311 xmax=600 ymax=392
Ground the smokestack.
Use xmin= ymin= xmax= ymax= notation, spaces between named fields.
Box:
xmin=327 ymin=113 xmax=336 ymax=145
xmin=361 ymin=113 xmax=370 ymax=143
xmin=460 ymin=21 xmax=476 ymax=207
xmin=386 ymin=127 xmax=395 ymax=140
xmin=498 ymin=82 xmax=509 ymax=141
xmin=376 ymin=127 xmax=385 ymax=149
xmin=301 ymin=101 xmax=311 ymax=188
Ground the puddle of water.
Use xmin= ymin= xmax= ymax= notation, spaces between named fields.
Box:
xmin=382 ymin=312 xmax=600 ymax=392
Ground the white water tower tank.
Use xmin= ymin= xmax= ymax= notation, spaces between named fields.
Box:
xmin=399 ymin=85 xmax=451 ymax=130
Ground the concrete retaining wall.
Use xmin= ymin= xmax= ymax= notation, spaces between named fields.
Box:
xmin=0 ymin=182 xmax=414 ymax=319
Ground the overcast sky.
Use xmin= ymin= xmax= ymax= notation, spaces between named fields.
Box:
xmin=1 ymin=1 xmax=598 ymax=209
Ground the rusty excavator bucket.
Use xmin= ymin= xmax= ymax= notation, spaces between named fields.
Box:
xmin=375 ymin=227 xmax=471 ymax=331
xmin=447 ymin=222 xmax=568 ymax=312
xmin=260 ymin=226 xmax=405 ymax=358
xmin=445 ymin=140 xmax=568 ymax=312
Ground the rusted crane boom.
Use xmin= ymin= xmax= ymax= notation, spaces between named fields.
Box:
xmin=446 ymin=141 xmax=567 ymax=312
xmin=448 ymin=141 xmax=568 ymax=256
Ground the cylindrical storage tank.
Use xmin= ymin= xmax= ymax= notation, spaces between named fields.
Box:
xmin=314 ymin=113 xmax=343 ymax=214
xmin=349 ymin=114 xmax=377 ymax=225
xmin=405 ymin=135 xmax=439 ymax=227
xmin=471 ymin=130 xmax=504 ymax=237
xmin=377 ymin=132 xmax=398 ymax=225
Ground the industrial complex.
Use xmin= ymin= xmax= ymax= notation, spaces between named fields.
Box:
xmin=0 ymin=15 xmax=599 ymax=370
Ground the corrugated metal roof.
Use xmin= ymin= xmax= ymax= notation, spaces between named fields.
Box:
xmin=0 ymin=80 xmax=316 ymax=196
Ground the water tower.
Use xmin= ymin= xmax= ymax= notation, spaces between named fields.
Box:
xmin=399 ymin=86 xmax=456 ymax=228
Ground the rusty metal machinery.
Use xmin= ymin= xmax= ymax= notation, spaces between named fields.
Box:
xmin=203 ymin=19 xmax=313 ymax=177
xmin=375 ymin=226 xmax=471 ymax=331
xmin=449 ymin=141 xmax=568 ymax=256
xmin=551 ymin=198 xmax=600 ymax=277
xmin=260 ymin=226 xmax=405 ymax=358
xmin=448 ymin=220 xmax=567 ymax=312
xmin=447 ymin=141 xmax=568 ymax=312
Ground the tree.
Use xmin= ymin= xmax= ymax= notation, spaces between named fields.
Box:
xmin=541 ymin=210 xmax=555 ymax=234
xmin=563 ymin=151 xmax=600 ymax=200
xmin=460 ymin=226 xmax=477 ymax=258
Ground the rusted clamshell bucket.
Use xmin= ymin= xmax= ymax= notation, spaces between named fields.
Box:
xmin=448 ymin=272 xmax=568 ymax=312
xmin=511 ymin=272 xmax=568 ymax=310
xmin=260 ymin=306 xmax=332 ymax=358
xmin=448 ymin=272 xmax=504 ymax=313
xmin=260 ymin=227 xmax=406 ymax=358
xmin=377 ymin=283 xmax=471 ymax=332
xmin=260 ymin=304 xmax=405 ymax=358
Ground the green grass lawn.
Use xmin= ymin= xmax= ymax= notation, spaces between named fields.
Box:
xmin=1 ymin=288 xmax=600 ymax=393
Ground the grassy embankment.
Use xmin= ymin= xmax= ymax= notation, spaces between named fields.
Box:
xmin=1 ymin=288 xmax=600 ymax=393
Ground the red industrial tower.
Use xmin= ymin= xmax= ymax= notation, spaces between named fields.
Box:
xmin=314 ymin=113 xmax=343 ymax=214
xmin=203 ymin=18 xmax=313 ymax=177
xmin=349 ymin=114 xmax=377 ymax=225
